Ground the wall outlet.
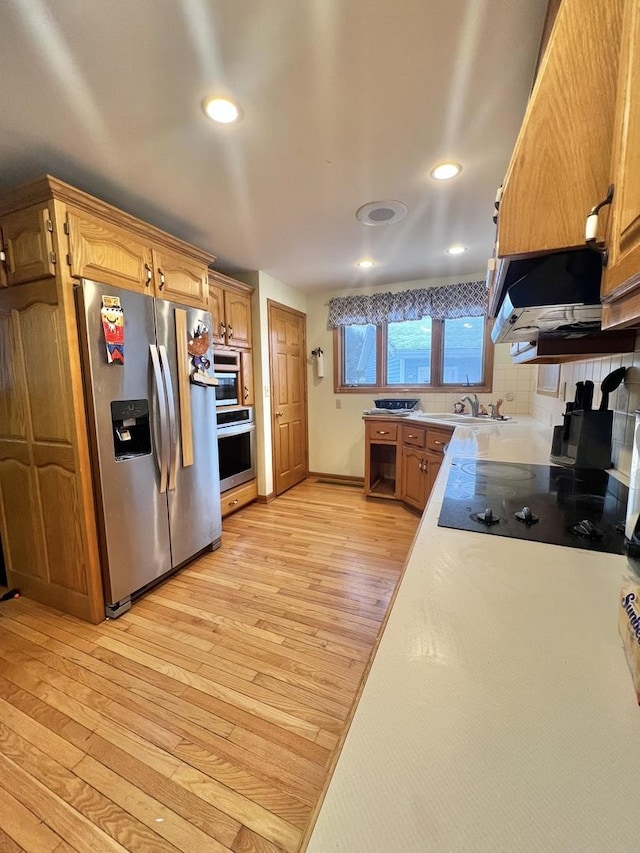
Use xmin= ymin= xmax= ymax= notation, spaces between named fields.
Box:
xmin=336 ymin=399 xmax=342 ymax=409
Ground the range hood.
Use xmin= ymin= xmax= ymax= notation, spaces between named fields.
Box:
xmin=491 ymin=249 xmax=603 ymax=344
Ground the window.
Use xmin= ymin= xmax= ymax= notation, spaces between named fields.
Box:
xmin=335 ymin=315 xmax=492 ymax=392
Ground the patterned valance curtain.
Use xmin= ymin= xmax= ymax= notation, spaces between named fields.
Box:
xmin=328 ymin=280 xmax=487 ymax=327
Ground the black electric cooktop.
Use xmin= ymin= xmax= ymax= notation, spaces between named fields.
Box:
xmin=437 ymin=459 xmax=629 ymax=554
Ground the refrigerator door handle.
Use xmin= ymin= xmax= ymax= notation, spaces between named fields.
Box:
xmin=150 ymin=344 xmax=170 ymax=493
xmin=159 ymin=344 xmax=179 ymax=492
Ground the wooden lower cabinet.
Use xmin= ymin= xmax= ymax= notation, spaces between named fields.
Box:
xmin=401 ymin=446 xmax=430 ymax=511
xmin=364 ymin=420 xmax=399 ymax=499
xmin=365 ymin=419 xmax=452 ymax=512
xmin=221 ymin=479 xmax=258 ymax=517
xmin=0 ymin=279 xmax=103 ymax=621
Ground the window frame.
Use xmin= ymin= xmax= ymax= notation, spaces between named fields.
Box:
xmin=333 ymin=316 xmax=494 ymax=394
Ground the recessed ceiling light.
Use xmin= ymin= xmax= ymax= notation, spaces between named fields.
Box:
xmin=446 ymin=244 xmax=467 ymax=255
xmin=431 ymin=162 xmax=462 ymax=181
xmin=356 ymin=200 xmax=408 ymax=226
xmin=357 ymin=259 xmax=375 ymax=269
xmin=202 ymin=97 xmax=241 ymax=124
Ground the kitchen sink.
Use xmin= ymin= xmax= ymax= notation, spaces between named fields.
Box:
xmin=412 ymin=412 xmax=512 ymax=424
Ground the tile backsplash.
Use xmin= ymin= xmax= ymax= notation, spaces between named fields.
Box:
xmin=531 ymin=335 xmax=640 ymax=476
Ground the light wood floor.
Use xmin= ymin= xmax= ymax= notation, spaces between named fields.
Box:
xmin=0 ymin=479 xmax=418 ymax=853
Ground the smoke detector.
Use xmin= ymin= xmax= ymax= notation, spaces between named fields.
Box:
xmin=356 ymin=200 xmax=408 ymax=226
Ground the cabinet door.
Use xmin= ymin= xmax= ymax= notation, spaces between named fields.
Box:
xmin=497 ymin=0 xmax=623 ymax=257
xmin=224 ymin=289 xmax=252 ymax=348
xmin=152 ymin=247 xmax=208 ymax=309
xmin=66 ymin=209 xmax=152 ymax=293
xmin=425 ymin=451 xmax=443 ymax=499
xmin=208 ymin=283 xmax=226 ymax=345
xmin=601 ymin=0 xmax=640 ymax=316
xmin=0 ymin=282 xmax=102 ymax=622
xmin=1 ymin=204 xmax=57 ymax=285
xmin=401 ymin=447 xmax=428 ymax=511
xmin=240 ymin=349 xmax=255 ymax=405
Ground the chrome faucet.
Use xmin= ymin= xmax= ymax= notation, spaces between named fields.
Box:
xmin=461 ymin=393 xmax=480 ymax=417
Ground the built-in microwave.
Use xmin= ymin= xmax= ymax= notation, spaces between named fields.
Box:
xmin=213 ymin=349 xmax=240 ymax=407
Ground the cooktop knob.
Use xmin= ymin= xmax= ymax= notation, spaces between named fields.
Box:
xmin=515 ymin=506 xmax=539 ymax=525
xmin=473 ymin=507 xmax=500 ymax=526
xmin=569 ymin=519 xmax=604 ymax=540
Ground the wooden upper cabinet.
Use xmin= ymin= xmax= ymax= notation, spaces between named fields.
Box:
xmin=496 ymin=0 xmax=623 ymax=259
xmin=66 ymin=208 xmax=153 ymax=293
xmin=240 ymin=349 xmax=254 ymax=405
xmin=0 ymin=204 xmax=57 ymax=285
xmin=224 ymin=289 xmax=252 ymax=348
xmin=151 ymin=247 xmax=208 ymax=309
xmin=208 ymin=282 xmax=226 ymax=346
xmin=600 ymin=0 xmax=640 ymax=327
xmin=208 ymin=272 xmax=253 ymax=348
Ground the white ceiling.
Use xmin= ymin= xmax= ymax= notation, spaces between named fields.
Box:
xmin=0 ymin=0 xmax=548 ymax=292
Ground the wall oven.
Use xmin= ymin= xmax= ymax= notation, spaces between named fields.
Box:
xmin=217 ymin=406 xmax=256 ymax=492
xmin=213 ymin=349 xmax=241 ymax=407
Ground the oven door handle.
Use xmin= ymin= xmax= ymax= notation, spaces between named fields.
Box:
xmin=217 ymin=422 xmax=255 ymax=438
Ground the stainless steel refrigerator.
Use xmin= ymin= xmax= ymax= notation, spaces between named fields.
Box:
xmin=77 ymin=280 xmax=222 ymax=618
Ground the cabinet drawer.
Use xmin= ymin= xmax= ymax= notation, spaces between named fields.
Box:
xmin=426 ymin=429 xmax=451 ymax=453
xmin=221 ymin=479 xmax=258 ymax=517
xmin=366 ymin=421 xmax=398 ymax=442
xmin=402 ymin=425 xmax=426 ymax=448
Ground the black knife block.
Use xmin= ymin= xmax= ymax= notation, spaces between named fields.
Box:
xmin=550 ymin=409 xmax=613 ymax=469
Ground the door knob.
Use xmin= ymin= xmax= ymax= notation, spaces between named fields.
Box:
xmin=275 ymin=410 xmax=284 ymax=417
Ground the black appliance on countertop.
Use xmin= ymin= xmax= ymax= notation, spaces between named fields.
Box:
xmin=437 ymin=459 xmax=628 ymax=554
xmin=365 ymin=398 xmax=420 ymax=416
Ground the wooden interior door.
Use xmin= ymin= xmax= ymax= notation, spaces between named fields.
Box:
xmin=268 ymin=301 xmax=308 ymax=495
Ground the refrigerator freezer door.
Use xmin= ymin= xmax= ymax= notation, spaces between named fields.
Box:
xmin=77 ymin=281 xmax=172 ymax=609
xmin=155 ymin=299 xmax=222 ymax=567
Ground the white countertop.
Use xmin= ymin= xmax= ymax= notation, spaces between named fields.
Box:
xmin=307 ymin=417 xmax=638 ymax=853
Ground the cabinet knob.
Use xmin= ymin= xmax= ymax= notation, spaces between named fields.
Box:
xmin=407 ymin=433 xmax=417 ymax=438
xmin=585 ymin=183 xmax=614 ymax=266
xmin=220 ymin=322 xmax=226 ymax=337
xmin=228 ymin=325 xmax=233 ymax=339
xmin=376 ymin=430 xmax=389 ymax=435
xmin=229 ymin=498 xmax=239 ymax=506
xmin=145 ymin=263 xmax=152 ymax=286
xmin=433 ymin=440 xmax=443 ymax=446
xmin=158 ymin=268 xmax=165 ymax=289
xmin=244 ymin=385 xmax=249 ymax=399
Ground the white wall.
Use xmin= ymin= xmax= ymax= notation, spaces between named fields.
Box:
xmin=246 ymin=271 xmax=307 ymax=496
xmin=531 ymin=337 xmax=640 ymax=476
xmin=306 ymin=275 xmax=537 ymax=478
